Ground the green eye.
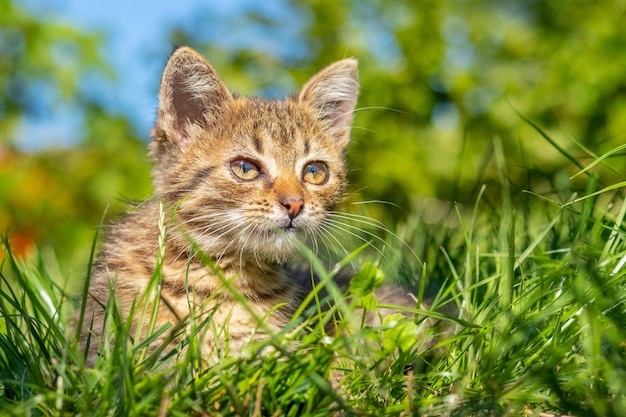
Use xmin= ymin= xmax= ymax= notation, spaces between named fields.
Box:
xmin=230 ymin=160 xmax=260 ymax=181
xmin=303 ymin=162 xmax=329 ymax=185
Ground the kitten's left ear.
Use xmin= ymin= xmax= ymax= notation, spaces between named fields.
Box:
xmin=298 ymin=59 xmax=359 ymax=149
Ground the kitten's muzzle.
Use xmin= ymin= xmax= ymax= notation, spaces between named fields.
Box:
xmin=279 ymin=196 xmax=304 ymax=220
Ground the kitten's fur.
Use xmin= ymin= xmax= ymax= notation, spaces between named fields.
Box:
xmin=80 ymin=47 xmax=362 ymax=364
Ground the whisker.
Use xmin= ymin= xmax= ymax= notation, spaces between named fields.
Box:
xmin=322 ymin=218 xmax=398 ymax=274
xmin=353 ymin=106 xmax=406 ymax=115
xmin=317 ymin=233 xmax=337 ymax=264
xmin=177 ymin=210 xmax=248 ymax=227
xmin=349 ymin=199 xmax=405 ymax=210
xmin=328 ymin=211 xmax=422 ymax=265
xmin=218 ymin=221 xmax=256 ymax=260
xmin=324 ymin=218 xmax=391 ymax=250
xmin=327 ymin=211 xmax=389 ymax=231
xmin=169 ymin=219 xmax=241 ymax=264
xmin=317 ymin=223 xmax=362 ymax=271
xmin=317 ymin=223 xmax=352 ymax=259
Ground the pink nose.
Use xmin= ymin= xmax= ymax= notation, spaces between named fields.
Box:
xmin=279 ymin=197 xmax=304 ymax=219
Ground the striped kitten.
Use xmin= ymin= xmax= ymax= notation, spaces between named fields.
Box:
xmin=80 ymin=47 xmax=361 ymax=364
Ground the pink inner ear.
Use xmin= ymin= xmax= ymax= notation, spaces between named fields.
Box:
xmin=156 ymin=47 xmax=233 ymax=148
xmin=169 ymin=76 xmax=208 ymax=143
xmin=326 ymin=99 xmax=357 ymax=130
xmin=297 ymin=59 xmax=359 ymax=145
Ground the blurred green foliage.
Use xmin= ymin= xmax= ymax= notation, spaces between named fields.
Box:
xmin=0 ymin=0 xmax=151 ymax=273
xmin=1 ymin=0 xmax=626 ymax=273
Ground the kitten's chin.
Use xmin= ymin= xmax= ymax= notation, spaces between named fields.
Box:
xmin=187 ymin=221 xmax=311 ymax=265
xmin=251 ymin=228 xmax=303 ymax=264
xmin=248 ymin=222 xmax=318 ymax=264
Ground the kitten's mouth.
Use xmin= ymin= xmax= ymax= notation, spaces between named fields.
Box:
xmin=265 ymin=218 xmax=303 ymax=238
xmin=274 ymin=220 xmax=302 ymax=235
xmin=279 ymin=225 xmax=298 ymax=233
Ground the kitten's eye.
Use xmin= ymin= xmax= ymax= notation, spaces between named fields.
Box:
xmin=230 ymin=160 xmax=260 ymax=181
xmin=303 ymin=162 xmax=329 ymax=185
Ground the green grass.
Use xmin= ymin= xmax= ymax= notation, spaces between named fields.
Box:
xmin=2 ymin=143 xmax=626 ymax=416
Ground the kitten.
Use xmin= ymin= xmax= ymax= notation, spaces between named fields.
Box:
xmin=80 ymin=46 xmax=362 ymax=364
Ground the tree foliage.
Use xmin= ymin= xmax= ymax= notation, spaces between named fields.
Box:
xmin=0 ymin=0 xmax=151 ymax=271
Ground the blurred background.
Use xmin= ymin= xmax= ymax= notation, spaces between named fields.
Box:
xmin=2 ymin=0 xmax=626 ymax=282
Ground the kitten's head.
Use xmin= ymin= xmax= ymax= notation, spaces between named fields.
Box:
xmin=150 ymin=47 xmax=359 ymax=264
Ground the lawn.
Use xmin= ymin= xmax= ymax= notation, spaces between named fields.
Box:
xmin=1 ymin=139 xmax=625 ymax=416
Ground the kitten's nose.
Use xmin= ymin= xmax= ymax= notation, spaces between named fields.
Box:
xmin=279 ymin=197 xmax=304 ymax=219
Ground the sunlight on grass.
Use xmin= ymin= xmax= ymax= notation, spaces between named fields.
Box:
xmin=2 ymin=144 xmax=626 ymax=416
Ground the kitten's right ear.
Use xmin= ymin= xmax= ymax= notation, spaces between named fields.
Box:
xmin=152 ymin=47 xmax=232 ymax=151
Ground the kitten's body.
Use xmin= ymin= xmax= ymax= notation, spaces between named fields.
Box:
xmin=81 ymin=47 xmax=360 ymax=363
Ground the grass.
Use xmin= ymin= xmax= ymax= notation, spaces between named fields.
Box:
xmin=2 ymin=141 xmax=626 ymax=416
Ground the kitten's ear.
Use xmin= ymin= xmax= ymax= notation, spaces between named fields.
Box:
xmin=152 ymin=47 xmax=232 ymax=150
xmin=298 ymin=59 xmax=359 ymax=148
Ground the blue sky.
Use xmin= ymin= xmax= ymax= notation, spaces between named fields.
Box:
xmin=16 ymin=0 xmax=400 ymax=150
xmin=18 ymin=0 xmax=254 ymax=149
